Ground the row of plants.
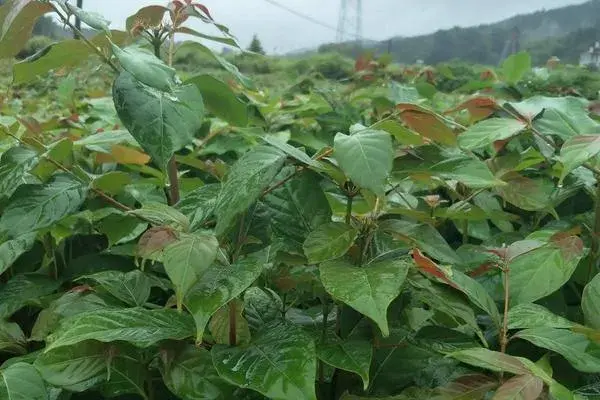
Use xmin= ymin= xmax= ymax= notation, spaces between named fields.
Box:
xmin=2 ymin=1 xmax=600 ymax=399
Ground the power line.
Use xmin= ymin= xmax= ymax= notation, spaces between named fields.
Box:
xmin=261 ymin=0 xmax=365 ymax=40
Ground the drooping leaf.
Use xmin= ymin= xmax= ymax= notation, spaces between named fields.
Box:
xmin=186 ymin=74 xmax=248 ymax=126
xmin=214 ymin=145 xmax=286 ymax=235
xmin=429 ymin=157 xmax=506 ymax=188
xmin=0 ymin=275 xmax=60 ymax=318
xmin=185 ymin=250 xmax=266 ymax=342
xmin=0 ymin=321 xmax=25 ymax=355
xmin=303 ymin=222 xmax=358 ymax=264
xmin=0 ymin=0 xmax=53 ymax=58
xmin=508 ymin=236 xmax=585 ymax=306
xmin=209 ymin=299 xmax=251 ymax=345
xmin=492 ymin=374 xmax=544 ymax=400
xmin=317 ymin=338 xmax=372 ymax=389
xmin=0 ymin=173 xmax=87 ymax=238
xmin=583 ymin=272 xmax=600 ymax=329
xmin=333 ymin=127 xmax=393 ymax=195
xmin=161 ymin=346 xmax=235 ymax=400
xmin=448 ymin=349 xmax=549 ymax=380
xmin=559 ymin=135 xmax=600 ymax=184
xmin=129 ymin=202 xmax=190 ymax=231
xmin=502 ymin=52 xmax=532 ymax=84
xmin=162 ymin=232 xmax=219 ymax=310
xmin=112 ymin=71 xmax=205 ymax=171
xmin=0 ymin=233 xmax=36 ymax=276
xmin=45 ymin=307 xmax=195 ymax=351
xmin=507 ymin=303 xmax=575 ymax=330
xmin=458 ymin=118 xmax=526 ymax=150
xmin=76 ymin=270 xmax=154 ymax=307
xmin=397 ymin=104 xmax=457 ymax=146
xmin=320 ymin=259 xmax=410 ymax=336
xmin=0 ymin=362 xmax=48 ymax=400
xmin=61 ymin=1 xmax=111 ymax=32
xmin=434 ymin=374 xmax=497 ymax=399
xmin=212 ymin=321 xmax=317 ymax=400
xmin=111 ymin=44 xmax=176 ymax=92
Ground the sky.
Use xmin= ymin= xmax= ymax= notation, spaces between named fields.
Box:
xmin=82 ymin=0 xmax=588 ymax=53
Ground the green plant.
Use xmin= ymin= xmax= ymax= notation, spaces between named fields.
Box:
xmin=3 ymin=2 xmax=600 ymax=399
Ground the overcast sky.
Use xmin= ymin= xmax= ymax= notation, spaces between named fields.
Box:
xmin=83 ymin=0 xmax=587 ymax=53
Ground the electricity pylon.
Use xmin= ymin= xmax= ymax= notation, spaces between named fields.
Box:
xmin=336 ymin=0 xmax=362 ymax=44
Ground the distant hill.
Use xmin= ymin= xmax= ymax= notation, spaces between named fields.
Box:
xmin=315 ymin=0 xmax=600 ymax=66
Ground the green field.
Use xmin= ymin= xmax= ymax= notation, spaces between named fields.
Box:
xmin=3 ymin=1 xmax=600 ymax=400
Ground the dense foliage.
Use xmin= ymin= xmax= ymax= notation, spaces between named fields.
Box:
xmin=3 ymin=1 xmax=600 ymax=400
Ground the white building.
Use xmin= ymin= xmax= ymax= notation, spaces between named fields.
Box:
xmin=580 ymin=41 xmax=600 ymax=68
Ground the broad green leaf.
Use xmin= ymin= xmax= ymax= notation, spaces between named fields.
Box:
xmin=263 ymin=171 xmax=332 ymax=255
xmin=214 ymin=145 xmax=286 ymax=235
xmin=61 ymin=1 xmax=111 ymax=33
xmin=496 ymin=174 xmax=555 ymax=211
xmin=458 ymin=118 xmax=526 ymax=150
xmin=0 ymin=362 xmax=47 ymax=400
xmin=243 ymin=287 xmax=283 ymax=332
xmin=515 ymin=327 xmax=600 ymax=373
xmin=492 ymin=374 xmax=543 ymax=400
xmin=45 ymin=307 xmax=195 ymax=351
xmin=111 ymin=44 xmax=176 ymax=92
xmin=502 ymin=52 xmax=531 ymax=84
xmin=0 ymin=173 xmax=87 ymax=238
xmin=378 ymin=219 xmax=460 ymax=264
xmin=508 ymin=237 xmax=585 ymax=306
xmin=429 ymin=157 xmax=506 ymax=189
xmin=175 ymin=27 xmax=239 ymax=48
xmin=261 ymin=137 xmax=319 ymax=168
xmin=128 ymin=202 xmax=190 ymax=231
xmin=176 ymin=183 xmax=220 ymax=231
xmin=508 ymin=303 xmax=575 ymax=330
xmin=448 ymin=349 xmax=549 ymax=381
xmin=161 ymin=346 xmax=234 ymax=400
xmin=92 ymin=171 xmax=131 ymax=195
xmin=113 ymin=71 xmax=205 ymax=171
xmin=185 ymin=250 xmax=266 ymax=342
xmin=317 ymin=338 xmax=372 ymax=389
xmin=35 ymin=341 xmax=107 ymax=392
xmin=0 ymin=146 xmax=38 ymax=199
xmin=77 ymin=270 xmax=154 ymax=307
xmin=31 ymin=138 xmax=73 ymax=182
xmin=333 ymin=127 xmax=393 ymax=195
xmin=320 ymin=259 xmax=410 ymax=336
xmin=559 ymin=135 xmax=600 ymax=184
xmin=186 ymin=75 xmax=248 ymax=126
xmin=583 ymin=272 xmax=600 ymax=329
xmin=162 ymin=232 xmax=219 ymax=310
xmin=303 ymin=222 xmax=358 ymax=264
xmin=0 ymin=233 xmax=36 ymax=276
xmin=96 ymin=214 xmax=147 ymax=246
xmin=212 ymin=321 xmax=317 ymax=400
xmin=0 ymin=321 xmax=25 ymax=355
xmin=372 ymin=119 xmax=425 ymax=146
xmin=100 ymin=349 xmax=147 ymax=399
xmin=209 ymin=300 xmax=251 ymax=345
xmin=0 ymin=275 xmax=60 ymax=318
xmin=0 ymin=0 xmax=53 ymax=58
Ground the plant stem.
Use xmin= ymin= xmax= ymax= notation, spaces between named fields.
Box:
xmin=345 ymin=194 xmax=353 ymax=225
xmin=50 ymin=3 xmax=119 ymax=73
xmin=228 ymin=301 xmax=237 ymax=346
xmin=167 ymin=156 xmax=180 ymax=205
xmin=499 ymin=262 xmax=510 ymax=380
xmin=168 ymin=30 xmax=175 ymax=68
xmin=590 ymin=178 xmax=600 ymax=282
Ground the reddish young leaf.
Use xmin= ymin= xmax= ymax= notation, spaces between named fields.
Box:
xmin=436 ymin=374 xmax=497 ymax=398
xmin=411 ymin=248 xmax=458 ymax=289
xmin=137 ymin=226 xmax=178 ymax=259
xmin=397 ymin=104 xmax=457 ymax=146
xmin=493 ymin=374 xmax=543 ymax=400
xmin=551 ymin=234 xmax=584 ymax=262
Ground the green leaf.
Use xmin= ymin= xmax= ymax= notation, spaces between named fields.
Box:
xmin=496 ymin=174 xmax=555 ymax=211
xmin=508 ymin=303 xmax=575 ymax=330
xmin=129 ymin=202 xmax=190 ymax=230
xmin=161 ymin=346 xmax=234 ymax=400
xmin=61 ymin=1 xmax=111 ymax=33
xmin=0 ymin=233 xmax=36 ymax=276
xmin=214 ymin=145 xmax=285 ymax=235
xmin=583 ymin=272 xmax=600 ymax=329
xmin=96 ymin=214 xmax=147 ymax=246
xmin=493 ymin=374 xmax=544 ymax=400
xmin=0 ymin=321 xmax=25 ymax=355
xmin=458 ymin=118 xmax=526 ymax=150
xmin=45 ymin=307 xmax=195 ymax=351
xmin=320 ymin=259 xmax=410 ymax=336
xmin=559 ymin=135 xmax=600 ymax=184
xmin=209 ymin=300 xmax=251 ymax=345
xmin=303 ymin=222 xmax=358 ymax=264
xmin=100 ymin=345 xmax=146 ymax=399
xmin=429 ymin=157 xmax=506 ymax=189
xmin=378 ymin=220 xmax=460 ymax=264
xmin=317 ymin=338 xmax=372 ymax=389
xmin=35 ymin=341 xmax=107 ymax=392
xmin=261 ymin=137 xmax=319 ymax=168
xmin=434 ymin=374 xmax=498 ymax=400
xmin=0 ymin=362 xmax=48 ymax=400
xmin=77 ymin=270 xmax=154 ymax=307
xmin=508 ymin=237 xmax=585 ymax=306
xmin=112 ymin=71 xmax=204 ymax=171
xmin=162 ymin=232 xmax=219 ymax=310
xmin=0 ymin=0 xmax=53 ymax=58
xmin=515 ymin=327 xmax=600 ymax=373
xmin=448 ymin=348 xmax=548 ymax=380
xmin=176 ymin=183 xmax=220 ymax=231
xmin=185 ymin=250 xmax=266 ymax=342
xmin=263 ymin=171 xmax=332 ymax=255
xmin=243 ymin=287 xmax=283 ymax=332
xmin=186 ymin=75 xmax=248 ymax=126
xmin=333 ymin=127 xmax=393 ymax=195
xmin=0 ymin=275 xmax=60 ymax=318
xmin=212 ymin=321 xmax=317 ymax=400
xmin=91 ymin=171 xmax=131 ymax=195
xmin=111 ymin=44 xmax=175 ymax=92
xmin=502 ymin=52 xmax=531 ymax=84
xmin=0 ymin=146 xmax=38 ymax=199
xmin=0 ymin=173 xmax=87 ymax=238
xmin=371 ymin=119 xmax=425 ymax=146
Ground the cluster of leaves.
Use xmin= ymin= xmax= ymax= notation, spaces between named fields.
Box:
xmin=3 ymin=1 xmax=600 ymax=400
